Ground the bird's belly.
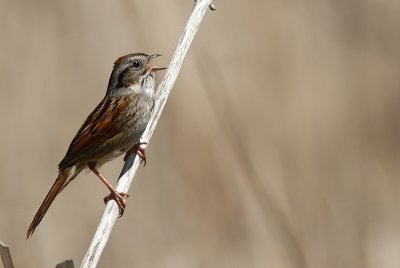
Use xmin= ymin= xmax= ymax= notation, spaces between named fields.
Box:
xmin=94 ymin=148 xmax=126 ymax=168
xmin=92 ymin=96 xmax=153 ymax=168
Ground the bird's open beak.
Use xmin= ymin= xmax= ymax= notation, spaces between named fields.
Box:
xmin=148 ymin=54 xmax=162 ymax=61
xmin=147 ymin=66 xmax=167 ymax=72
xmin=146 ymin=54 xmax=166 ymax=72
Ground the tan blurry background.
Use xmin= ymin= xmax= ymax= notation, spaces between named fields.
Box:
xmin=1 ymin=0 xmax=400 ymax=267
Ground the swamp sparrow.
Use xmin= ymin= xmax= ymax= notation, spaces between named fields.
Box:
xmin=26 ymin=53 xmax=166 ymax=238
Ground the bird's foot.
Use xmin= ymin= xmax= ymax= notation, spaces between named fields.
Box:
xmin=103 ymin=190 xmax=130 ymax=217
xmin=124 ymin=142 xmax=148 ymax=166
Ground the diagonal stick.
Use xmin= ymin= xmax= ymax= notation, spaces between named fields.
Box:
xmin=80 ymin=1 xmax=215 ymax=267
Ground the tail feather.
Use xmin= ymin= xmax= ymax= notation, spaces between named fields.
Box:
xmin=26 ymin=167 xmax=78 ymax=239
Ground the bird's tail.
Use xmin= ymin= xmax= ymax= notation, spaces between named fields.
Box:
xmin=26 ymin=166 xmax=80 ymax=239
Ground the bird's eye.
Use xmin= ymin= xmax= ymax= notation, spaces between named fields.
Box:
xmin=132 ymin=60 xmax=141 ymax=68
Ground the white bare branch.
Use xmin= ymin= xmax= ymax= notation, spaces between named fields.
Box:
xmin=80 ymin=1 xmax=214 ymax=267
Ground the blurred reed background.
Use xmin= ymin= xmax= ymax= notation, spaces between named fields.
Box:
xmin=1 ymin=0 xmax=400 ymax=267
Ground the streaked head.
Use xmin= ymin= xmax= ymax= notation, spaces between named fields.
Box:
xmin=107 ymin=53 xmax=166 ymax=95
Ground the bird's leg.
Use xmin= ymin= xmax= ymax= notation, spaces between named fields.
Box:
xmin=124 ymin=142 xmax=148 ymax=166
xmin=88 ymin=162 xmax=129 ymax=217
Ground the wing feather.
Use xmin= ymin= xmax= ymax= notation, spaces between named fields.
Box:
xmin=58 ymin=95 xmax=133 ymax=169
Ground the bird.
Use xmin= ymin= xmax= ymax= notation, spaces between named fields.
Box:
xmin=26 ymin=53 xmax=166 ymax=238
